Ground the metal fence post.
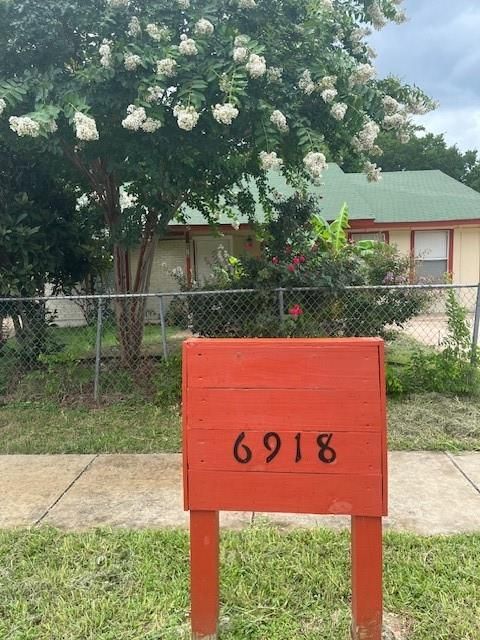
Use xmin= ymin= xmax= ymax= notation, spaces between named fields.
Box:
xmin=159 ymin=295 xmax=169 ymax=361
xmin=278 ymin=289 xmax=285 ymax=323
xmin=471 ymin=283 xmax=480 ymax=364
xmin=93 ymin=297 xmax=103 ymax=403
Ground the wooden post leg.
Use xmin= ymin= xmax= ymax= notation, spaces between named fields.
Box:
xmin=351 ymin=516 xmax=383 ymax=640
xmin=190 ymin=510 xmax=220 ymax=640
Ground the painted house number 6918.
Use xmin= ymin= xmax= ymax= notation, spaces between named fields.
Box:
xmin=233 ymin=432 xmax=337 ymax=465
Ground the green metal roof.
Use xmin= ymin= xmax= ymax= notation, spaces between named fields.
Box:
xmin=174 ymin=164 xmax=480 ymax=226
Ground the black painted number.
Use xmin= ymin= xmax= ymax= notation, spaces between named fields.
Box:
xmin=232 ymin=432 xmax=336 ymax=465
xmin=295 ymin=433 xmax=302 ymax=462
xmin=317 ymin=433 xmax=337 ymax=464
xmin=264 ymin=432 xmax=282 ymax=463
xmin=233 ymin=432 xmax=252 ymax=464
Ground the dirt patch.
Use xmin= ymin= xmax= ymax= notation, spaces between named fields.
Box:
xmin=383 ymin=612 xmax=414 ymax=639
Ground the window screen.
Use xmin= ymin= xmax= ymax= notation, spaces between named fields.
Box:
xmin=414 ymin=231 xmax=449 ymax=283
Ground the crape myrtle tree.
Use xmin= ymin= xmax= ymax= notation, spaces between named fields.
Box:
xmin=0 ymin=0 xmax=433 ymax=365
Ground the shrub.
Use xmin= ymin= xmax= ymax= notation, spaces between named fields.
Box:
xmin=397 ymin=290 xmax=479 ymax=396
xmin=186 ymin=201 xmax=427 ymax=339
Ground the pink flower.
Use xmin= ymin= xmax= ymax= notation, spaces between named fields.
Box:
xmin=287 ymin=264 xmax=295 ymax=272
xmin=292 ymin=256 xmax=301 ymax=265
xmin=289 ymin=304 xmax=303 ymax=317
xmin=272 ymin=256 xmax=279 ymax=265
xmin=299 ymin=255 xmax=306 ymax=263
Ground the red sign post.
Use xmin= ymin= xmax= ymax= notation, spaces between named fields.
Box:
xmin=183 ymin=338 xmax=387 ymax=640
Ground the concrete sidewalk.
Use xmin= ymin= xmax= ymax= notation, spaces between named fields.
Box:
xmin=0 ymin=452 xmax=479 ymax=534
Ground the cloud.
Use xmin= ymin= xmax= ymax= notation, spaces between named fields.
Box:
xmin=370 ymin=0 xmax=480 ymax=149
xmin=416 ymin=108 xmax=480 ymax=152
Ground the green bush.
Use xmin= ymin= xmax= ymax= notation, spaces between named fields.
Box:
xmin=186 ymin=202 xmax=427 ymax=339
xmin=393 ymin=290 xmax=479 ymax=397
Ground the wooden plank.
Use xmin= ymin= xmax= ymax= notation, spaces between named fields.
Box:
xmin=378 ymin=342 xmax=389 ymax=515
xmin=187 ymin=470 xmax=383 ymax=516
xmin=185 ymin=388 xmax=382 ymax=430
xmin=187 ymin=430 xmax=383 ymax=475
xmin=190 ymin=511 xmax=219 ymax=640
xmin=184 ymin=340 xmax=382 ymax=389
xmin=351 ymin=516 xmax=383 ymax=640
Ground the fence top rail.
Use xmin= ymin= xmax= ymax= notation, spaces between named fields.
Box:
xmin=0 ymin=282 xmax=479 ymax=304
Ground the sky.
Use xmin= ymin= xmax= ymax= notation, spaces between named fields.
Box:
xmin=370 ymin=0 xmax=480 ymax=151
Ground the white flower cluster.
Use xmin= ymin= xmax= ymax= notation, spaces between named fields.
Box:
xmin=350 ymin=26 xmax=370 ymax=54
xmin=383 ymin=112 xmax=406 ymax=130
xmin=238 ymin=0 xmax=256 ymax=8
xmin=245 ymin=54 xmax=266 ymax=78
xmin=382 ymin=95 xmax=400 ymax=115
xmin=407 ymin=98 xmax=431 ymax=115
xmin=122 ymin=105 xmax=146 ymax=130
xmin=303 ymin=152 xmax=327 ymax=181
xmin=124 ymin=53 xmax=141 ymax=71
xmin=74 ymin=112 xmax=99 ymax=141
xmin=299 ymin=69 xmax=315 ymax=95
xmin=350 ymin=63 xmax=376 ymax=85
xmin=99 ymin=40 xmax=112 ymax=68
xmin=235 ymin=34 xmax=249 ymax=46
xmin=47 ymin=120 xmax=58 ymax=133
xmin=394 ymin=8 xmax=407 ymax=24
xmin=352 ymin=120 xmax=380 ymax=152
xmin=179 ymin=34 xmax=198 ymax=56
xmin=156 ymin=58 xmax=177 ymax=77
xmin=318 ymin=75 xmax=337 ymax=90
xmin=0 ymin=98 xmax=6 ymax=116
xmin=398 ymin=131 xmax=411 ymax=144
xmin=233 ymin=46 xmax=249 ymax=63
xmin=107 ymin=0 xmax=129 ymax=8
xmin=177 ymin=0 xmax=190 ymax=7
xmin=195 ymin=19 xmax=214 ymax=36
xmin=142 ymin=117 xmax=163 ymax=133
xmin=146 ymin=86 xmax=163 ymax=103
xmin=321 ymin=88 xmax=337 ymax=103
xmin=319 ymin=0 xmax=333 ymax=9
xmin=127 ymin=16 xmax=141 ymax=37
xmin=122 ymin=105 xmax=162 ymax=132
xmin=270 ymin=109 xmax=289 ymax=133
xmin=331 ymin=103 xmax=348 ymax=121
xmin=266 ymin=66 xmax=283 ymax=82
xmin=146 ymin=23 xmax=169 ymax=42
xmin=9 ymin=115 xmax=41 ymax=137
xmin=259 ymin=151 xmax=283 ymax=171
xmin=364 ymin=161 xmax=382 ymax=183
xmin=368 ymin=2 xmax=387 ymax=29
xmin=218 ymin=74 xmax=232 ymax=93
xmin=212 ymin=103 xmax=239 ymax=125
xmin=173 ymin=104 xmax=199 ymax=131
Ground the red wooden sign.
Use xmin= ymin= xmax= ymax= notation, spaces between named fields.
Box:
xmin=183 ymin=338 xmax=387 ymax=640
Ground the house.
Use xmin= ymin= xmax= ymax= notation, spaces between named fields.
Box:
xmin=137 ymin=164 xmax=480 ymax=299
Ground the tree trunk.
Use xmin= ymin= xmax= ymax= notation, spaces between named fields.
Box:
xmin=113 ymin=216 xmax=158 ymax=368
xmin=62 ymin=147 xmax=175 ymax=368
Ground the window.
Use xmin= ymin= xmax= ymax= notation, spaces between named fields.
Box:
xmin=414 ymin=230 xmax=449 ymax=283
xmin=350 ymin=232 xmax=386 ymax=243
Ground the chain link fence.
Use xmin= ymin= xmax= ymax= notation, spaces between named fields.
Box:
xmin=1 ymin=284 xmax=479 ymax=404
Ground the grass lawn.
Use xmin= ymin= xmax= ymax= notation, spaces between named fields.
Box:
xmin=0 ymin=526 xmax=479 ymax=639
xmin=1 ymin=392 xmax=479 ymax=454
xmin=0 ymin=401 xmax=181 ymax=454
